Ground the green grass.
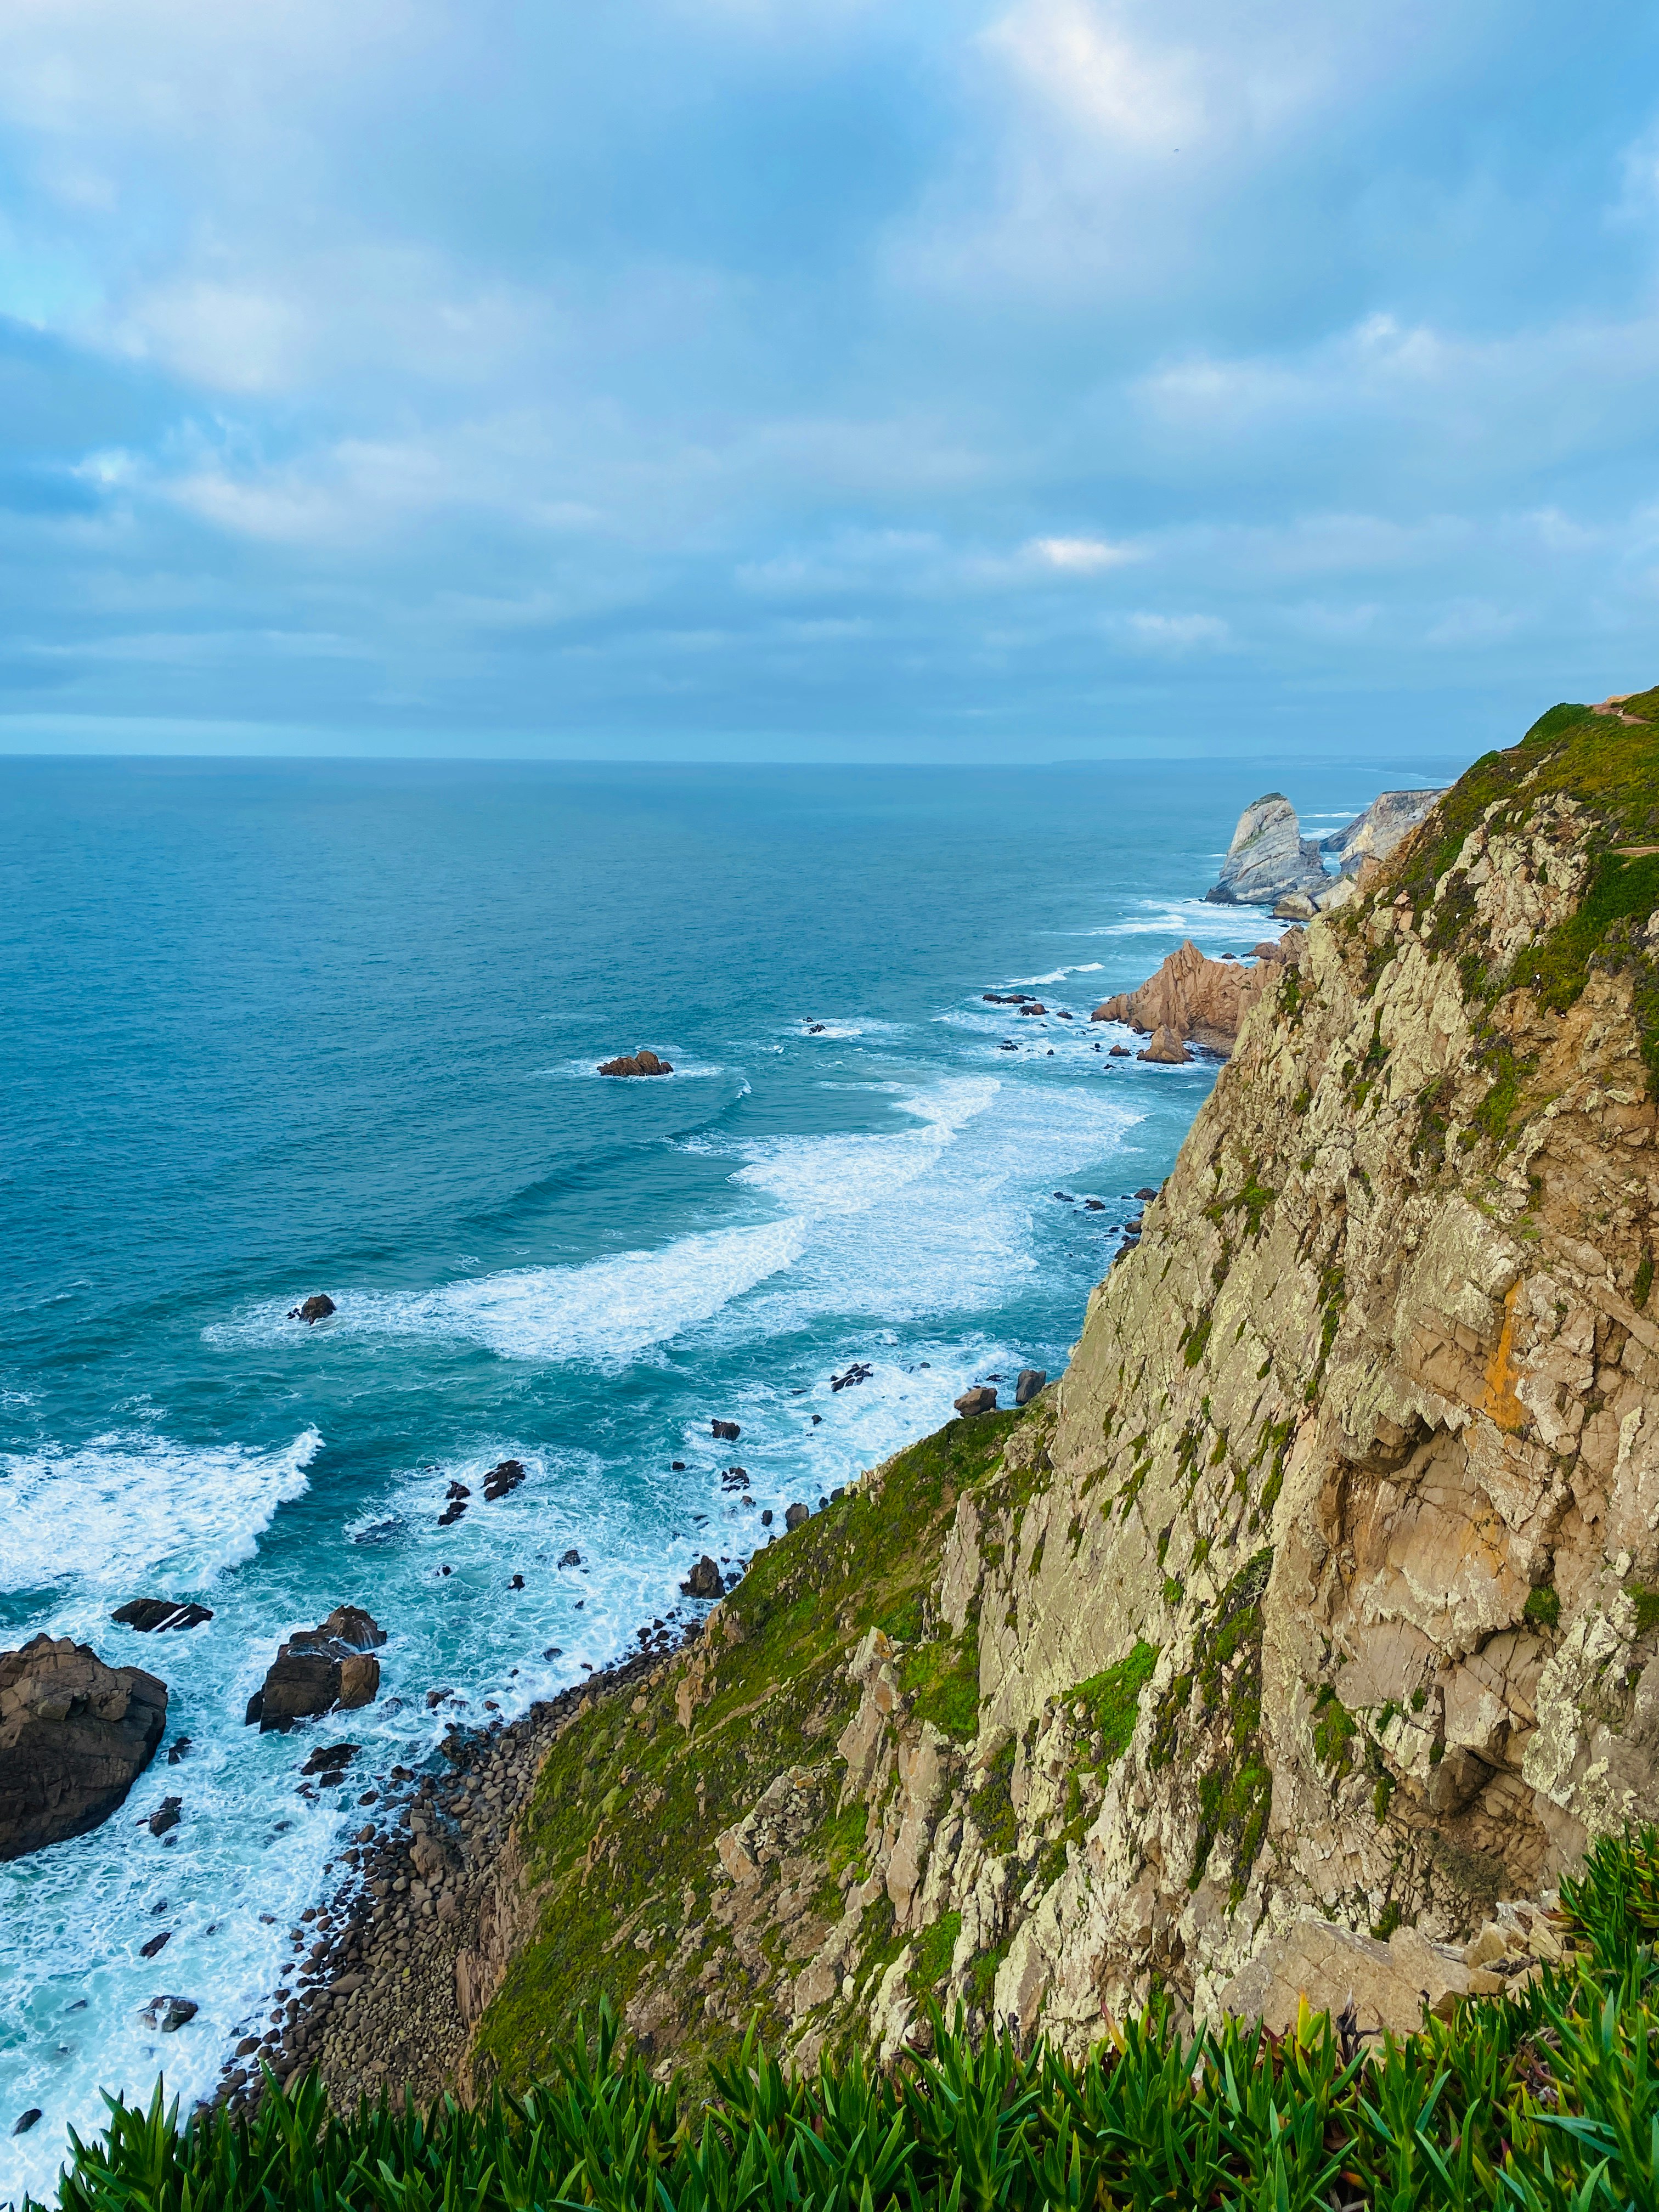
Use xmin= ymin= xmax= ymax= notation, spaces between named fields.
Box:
xmin=1068 ymin=1641 xmax=1159 ymax=1767
xmin=43 ymin=1829 xmax=1659 ymax=2212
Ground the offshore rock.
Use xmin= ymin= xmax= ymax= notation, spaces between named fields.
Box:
xmin=1204 ymin=794 xmax=1328 ymax=906
xmin=290 ymin=1295 xmax=335 ymax=1323
xmin=249 ymin=1606 xmax=386 ymax=1734
xmin=112 ymin=1599 xmax=213 ymax=1634
xmin=598 ymin=1049 xmax=673 ymax=1077
xmin=1137 ymin=1024 xmax=1193 ymax=1064
xmin=0 ymin=1636 xmax=168 ymax=1860
xmin=1320 ymin=789 xmax=1444 ymax=873
xmin=1092 ymin=934 xmax=1304 ymax=1054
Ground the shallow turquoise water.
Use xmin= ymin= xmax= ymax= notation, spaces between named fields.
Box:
xmin=0 ymin=752 xmax=1459 ymax=2196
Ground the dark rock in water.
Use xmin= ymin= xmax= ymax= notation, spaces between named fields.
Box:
xmin=1084 ymin=1198 xmax=1105 ymax=1211
xmin=681 ymin=1555 xmax=723 ymax=1599
xmin=1109 ymin=1044 xmax=1130 ymax=1056
xmin=249 ymin=1607 xmax=386 ymax=1734
xmin=0 ymin=1635 xmax=168 ymax=1862
xmin=146 ymin=1796 xmax=182 ymax=1837
xmin=437 ymin=1501 xmax=466 ymax=1527
xmin=166 ymin=1735 xmax=191 ymax=1764
xmin=831 ymin=1362 xmax=873 ymax=1391
xmin=760 ymin=1509 xmax=774 ymax=1526
xmin=13 ymin=2108 xmax=42 ymax=2135
xmin=671 ymin=1460 xmax=686 ymax=1470
xmin=1014 ymin=1368 xmax=1047 ymax=1407
xmin=509 ymin=1573 xmax=525 ymax=1590
xmin=543 ymin=1646 xmax=562 ymax=1660
xmin=288 ymin=1295 xmax=336 ymax=1324
xmin=299 ymin=1742 xmax=358 ymax=1778
xmin=598 ymin=1048 xmax=673 ymax=1077
xmin=140 ymin=1994 xmax=197 ymax=2033
xmin=711 ymin=1418 xmax=741 ymax=1441
xmin=140 ymin=1928 xmax=171 ymax=1958
xmin=1136 ymin=1186 xmax=1159 ymax=1200
xmin=482 ymin=1459 xmax=526 ymax=1502
xmin=954 ymin=1386 xmax=998 ymax=1418
xmin=445 ymin=1482 xmax=471 ymax=1502
xmin=784 ymin=1502 xmax=809 ymax=1532
xmin=559 ymin=1548 xmax=582 ymax=1568
xmin=112 ymin=1599 xmax=213 ymax=1634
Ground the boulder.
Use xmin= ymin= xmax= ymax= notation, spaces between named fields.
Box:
xmin=111 ymin=1599 xmax=213 ymax=1634
xmin=954 ymin=1386 xmax=998 ymax=1417
xmin=13 ymin=2109 xmax=42 ymax=2136
xmin=558 ymin=1548 xmax=582 ymax=1568
xmin=1220 ymin=1917 xmax=1506 ymax=2039
xmin=288 ymin=1295 xmax=336 ymax=1323
xmin=1014 ymin=1368 xmax=1047 ymax=1407
xmin=1204 ymin=794 xmax=1328 ymax=907
xmin=681 ymin=1556 xmax=723 ymax=1599
xmin=246 ymin=1606 xmax=386 ymax=1734
xmin=1137 ymin=1025 xmax=1193 ymax=1065
xmin=1092 ymin=934 xmax=1303 ymax=1056
xmin=145 ymin=1795 xmax=182 ymax=1836
xmin=598 ymin=1049 xmax=674 ymax=1077
xmin=784 ymin=1502 xmax=809 ymax=1532
xmin=139 ymin=1995 xmax=198 ymax=2033
xmin=712 ymin=1419 xmax=741 ymax=1441
xmin=0 ymin=1635 xmax=168 ymax=1861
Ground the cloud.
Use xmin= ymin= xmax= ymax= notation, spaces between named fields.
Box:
xmin=1025 ymin=534 xmax=1139 ymax=572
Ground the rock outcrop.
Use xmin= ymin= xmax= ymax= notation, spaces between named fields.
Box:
xmin=1319 ymin=789 xmax=1444 ymax=873
xmin=112 ymin=1599 xmax=213 ymax=1634
xmin=599 ymin=1049 xmax=673 ymax=1077
xmin=290 ymin=1295 xmax=336 ymax=1323
xmin=1205 ymin=795 xmax=1328 ymax=907
xmin=247 ymin=1607 xmax=387 ymax=1734
xmin=0 ymin=1637 xmax=168 ymax=1860
xmin=1092 ymin=934 xmax=1304 ymax=1054
xmin=427 ymin=689 xmax=1659 ymax=2095
xmin=1137 ymin=1024 xmax=1193 ymax=1064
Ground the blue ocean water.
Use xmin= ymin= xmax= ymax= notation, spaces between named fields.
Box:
xmin=0 ymin=751 xmax=1460 ymax=2196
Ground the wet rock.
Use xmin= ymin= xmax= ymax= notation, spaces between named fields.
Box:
xmin=289 ymin=1295 xmax=336 ymax=1324
xmin=140 ymin=1995 xmax=198 ymax=2032
xmin=300 ymin=1742 xmax=359 ymax=1778
xmin=831 ymin=1362 xmax=873 ymax=1391
xmin=1135 ymin=1186 xmax=1159 ymax=1199
xmin=598 ymin=1049 xmax=673 ymax=1077
xmin=681 ymin=1556 xmax=723 ymax=1599
xmin=760 ymin=1509 xmax=774 ymax=1526
xmin=953 ymin=1385 xmax=998 ymax=1417
xmin=784 ymin=1503 xmax=809 ymax=1532
xmin=13 ymin=2107 xmax=43 ymax=2134
xmin=249 ymin=1607 xmax=386 ymax=1734
xmin=166 ymin=1735 xmax=191 ymax=1764
xmin=146 ymin=1796 xmax=182 ymax=1837
xmin=482 ymin=1459 xmax=526 ymax=1502
xmin=437 ymin=1500 xmax=467 ymax=1527
xmin=558 ymin=1548 xmax=582 ymax=1568
xmin=140 ymin=1928 xmax=171 ymax=1958
xmin=711 ymin=1419 xmax=741 ymax=1441
xmin=1018 ymin=1002 xmax=1047 ymax=1017
xmin=1109 ymin=1043 xmax=1130 ymax=1055
xmin=445 ymin=1482 xmax=470 ymax=1502
xmin=0 ymin=1635 xmax=168 ymax=1861
xmin=1014 ymin=1368 xmax=1047 ymax=1406
xmin=509 ymin=1573 xmax=525 ymax=1590
xmin=1137 ymin=1025 xmax=1193 ymax=1065
xmin=1084 ymin=1198 xmax=1105 ymax=1210
xmin=112 ymin=1600 xmax=214 ymax=1634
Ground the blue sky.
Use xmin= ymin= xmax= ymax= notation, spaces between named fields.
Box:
xmin=1 ymin=0 xmax=1657 ymax=760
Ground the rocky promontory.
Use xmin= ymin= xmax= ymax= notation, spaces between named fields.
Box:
xmin=1091 ymin=930 xmax=1305 ymax=1054
xmin=1206 ymin=785 xmax=1444 ymax=915
xmin=0 ymin=1636 xmax=168 ymax=1860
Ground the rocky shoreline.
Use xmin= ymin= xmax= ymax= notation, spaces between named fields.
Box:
xmin=215 ymin=1633 xmax=695 ymax=2117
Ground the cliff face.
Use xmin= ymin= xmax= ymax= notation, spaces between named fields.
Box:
xmin=1091 ymin=932 xmax=1302 ymax=1053
xmin=466 ymin=698 xmax=1659 ymax=2089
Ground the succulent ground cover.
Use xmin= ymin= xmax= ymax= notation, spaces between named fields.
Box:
xmin=41 ymin=1824 xmax=1659 ymax=2212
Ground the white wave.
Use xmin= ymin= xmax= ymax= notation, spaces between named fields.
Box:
xmin=1086 ymin=897 xmax=1287 ymax=945
xmin=539 ymin=1058 xmax=726 ymax=1081
xmin=1009 ymin=962 xmax=1105 ymax=985
xmin=0 ymin=1429 xmax=320 ymax=1594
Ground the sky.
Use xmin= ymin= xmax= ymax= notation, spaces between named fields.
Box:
xmin=1 ymin=0 xmax=1658 ymax=761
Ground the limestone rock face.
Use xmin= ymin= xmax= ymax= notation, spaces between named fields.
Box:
xmin=466 ymin=697 xmax=1659 ymax=2081
xmin=1205 ymin=794 xmax=1328 ymax=906
xmin=1321 ymin=789 xmax=1444 ymax=873
xmin=0 ymin=1636 xmax=168 ymax=1859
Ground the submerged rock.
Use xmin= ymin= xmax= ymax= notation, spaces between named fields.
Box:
xmin=0 ymin=1636 xmax=168 ymax=1861
xmin=247 ymin=1607 xmax=387 ymax=1734
xmin=112 ymin=1599 xmax=213 ymax=1634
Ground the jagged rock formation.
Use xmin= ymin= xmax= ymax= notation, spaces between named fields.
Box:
xmin=444 ymin=690 xmax=1659 ymax=2092
xmin=1205 ymin=795 xmax=1328 ymax=907
xmin=1319 ymin=789 xmax=1444 ymax=871
xmin=1092 ymin=933 xmax=1304 ymax=1054
xmin=247 ymin=1607 xmax=387 ymax=1734
xmin=0 ymin=1636 xmax=168 ymax=1859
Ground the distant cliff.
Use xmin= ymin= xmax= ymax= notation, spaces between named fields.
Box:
xmin=313 ymin=693 xmax=1659 ymax=2100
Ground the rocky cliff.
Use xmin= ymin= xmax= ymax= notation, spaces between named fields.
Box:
xmin=399 ymin=694 xmax=1659 ymax=2098
xmin=1091 ymin=932 xmax=1304 ymax=1053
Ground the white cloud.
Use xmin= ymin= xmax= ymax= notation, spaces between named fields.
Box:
xmin=1122 ymin=609 xmax=1230 ymax=651
xmin=1025 ymin=533 xmax=1139 ymax=572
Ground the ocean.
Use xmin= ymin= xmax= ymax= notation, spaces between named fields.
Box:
xmin=0 ymin=749 xmax=1459 ymax=2198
